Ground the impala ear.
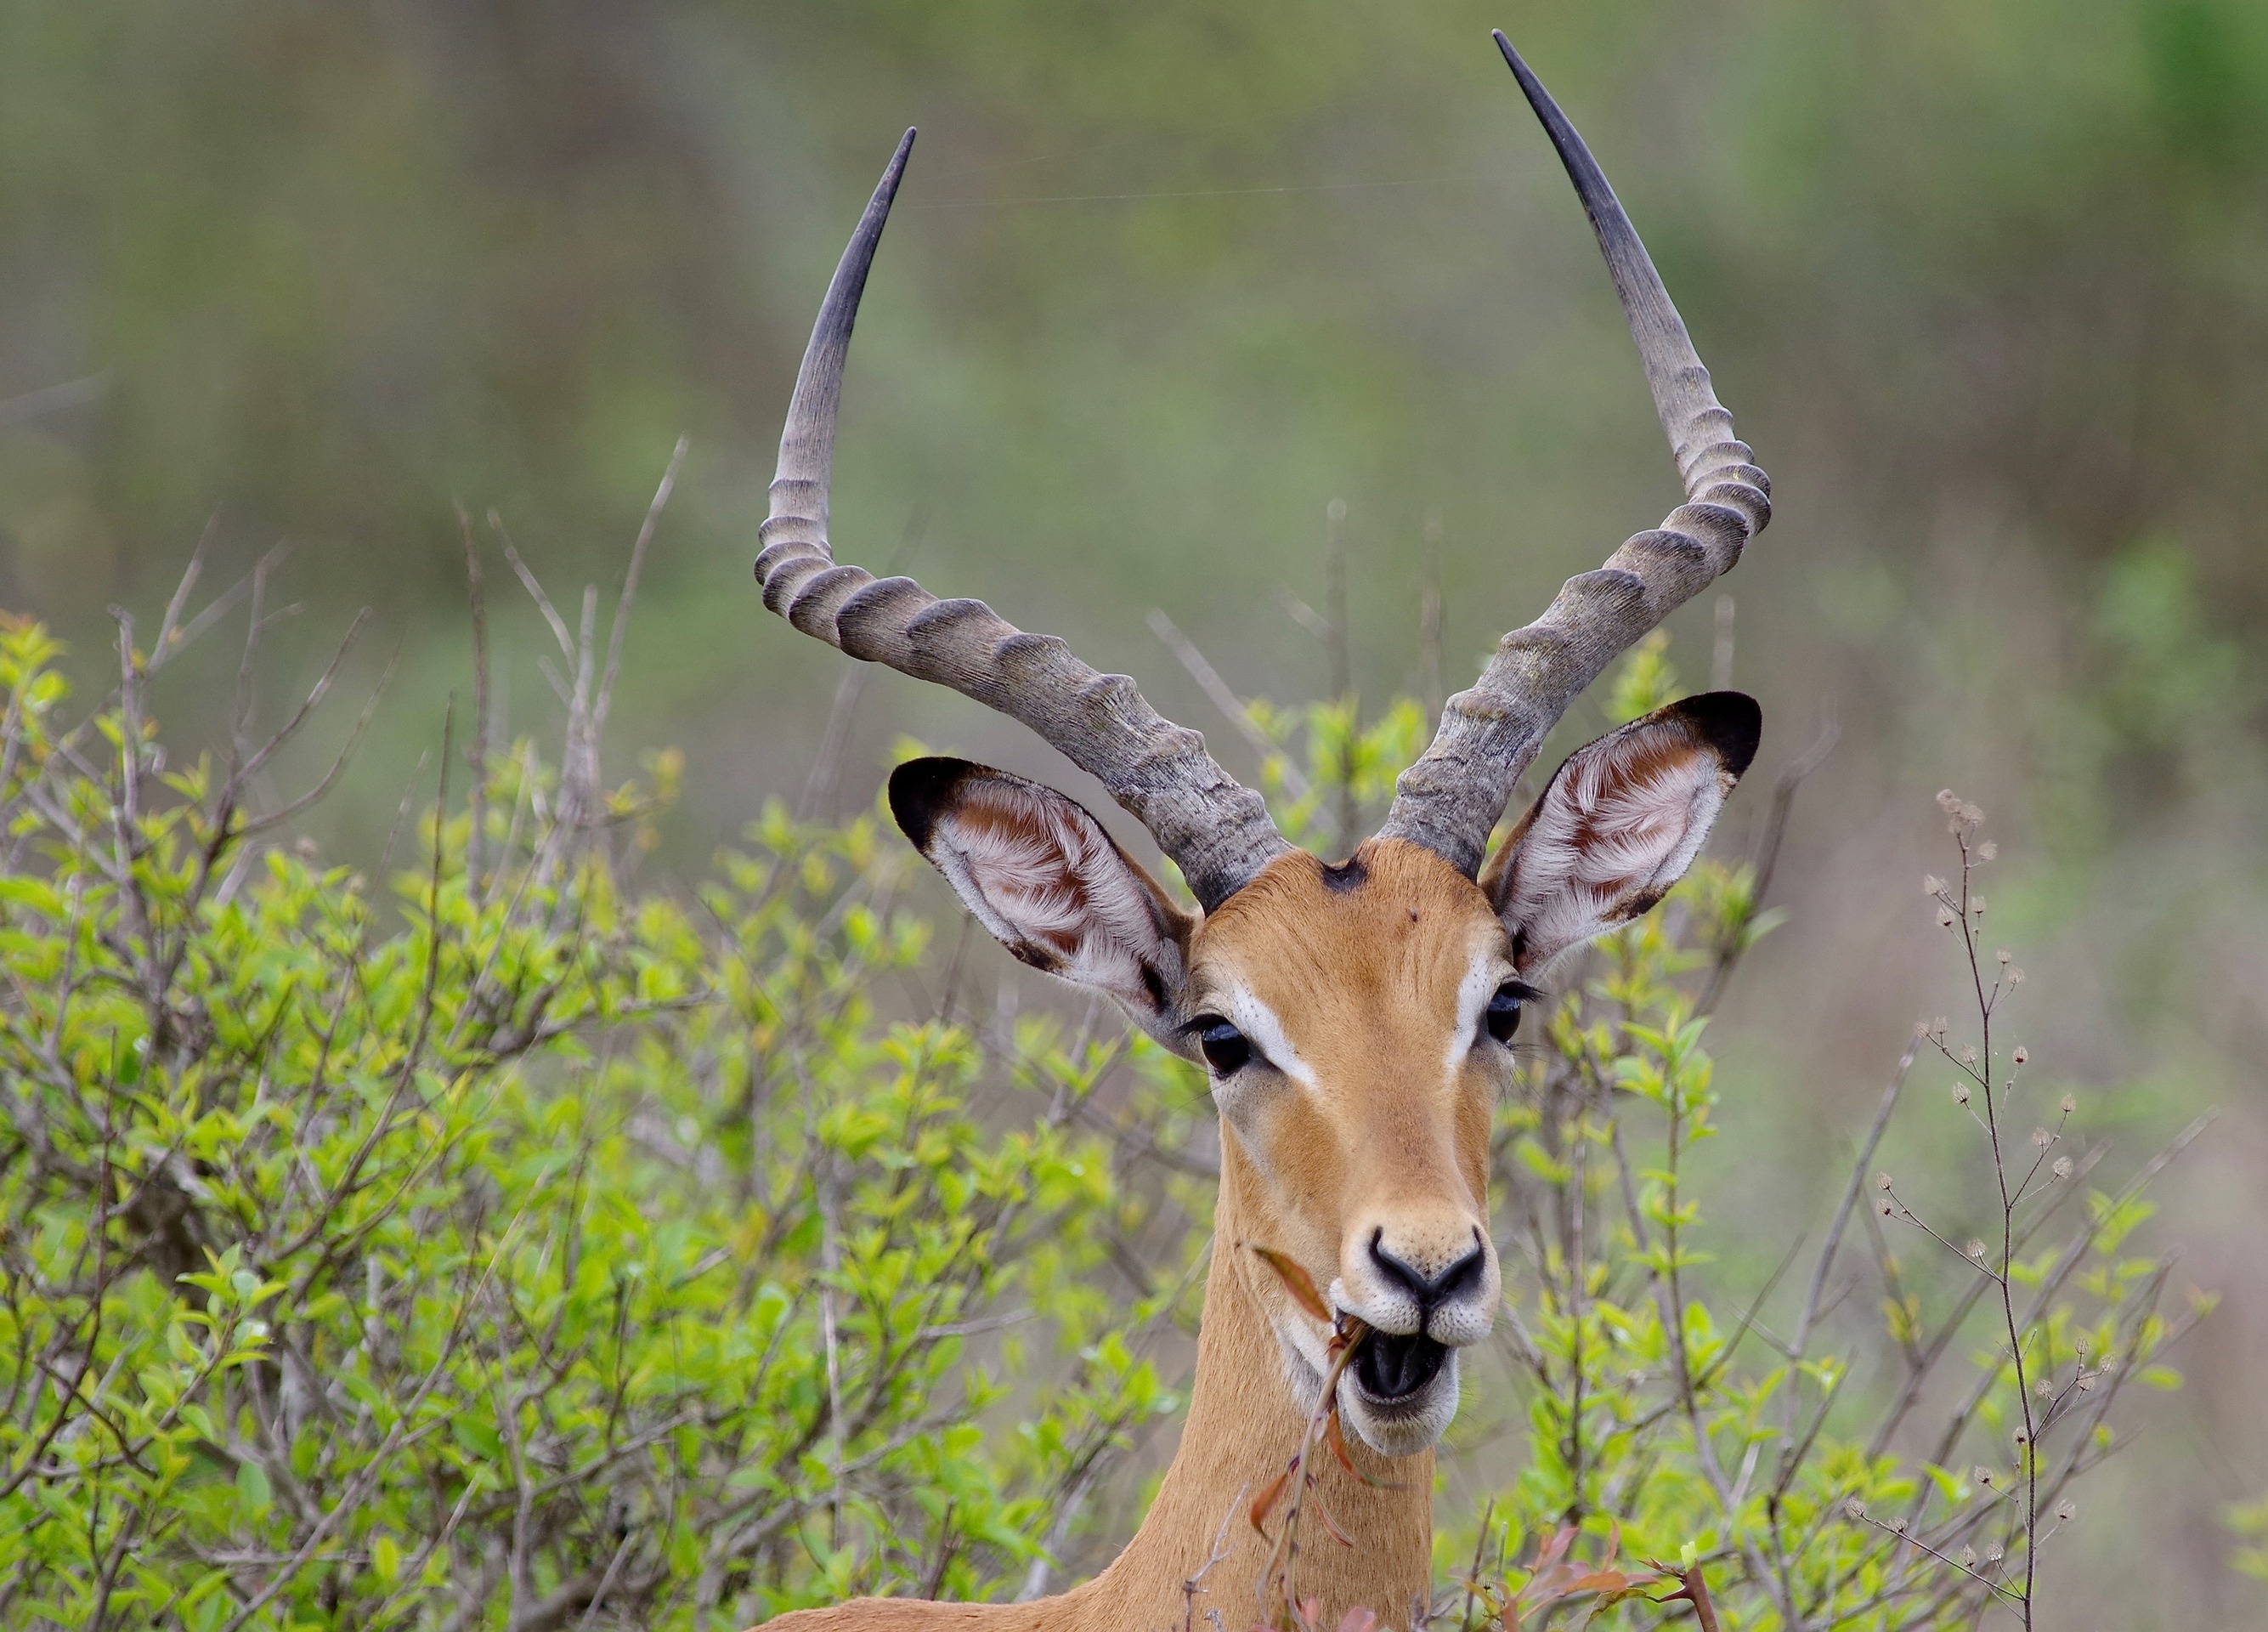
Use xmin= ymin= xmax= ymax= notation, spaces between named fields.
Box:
xmin=1483 ymin=693 xmax=1761 ymax=975
xmin=889 ymin=756 xmax=1196 ymax=1028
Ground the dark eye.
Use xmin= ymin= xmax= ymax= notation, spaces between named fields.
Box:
xmin=1195 ymin=1017 xmax=1252 ymax=1075
xmin=1485 ymin=983 xmax=1525 ymax=1045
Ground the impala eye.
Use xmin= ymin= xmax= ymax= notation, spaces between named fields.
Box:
xmin=1194 ymin=1017 xmax=1252 ymax=1075
xmin=1485 ymin=983 xmax=1530 ymax=1045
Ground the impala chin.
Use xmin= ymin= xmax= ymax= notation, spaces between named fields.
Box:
xmin=1275 ymin=1311 xmax=1478 ymax=1457
xmin=1340 ymin=1337 xmax=1462 ymax=1456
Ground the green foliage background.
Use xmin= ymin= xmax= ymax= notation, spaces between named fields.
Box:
xmin=0 ymin=618 xmax=2195 ymax=1629
xmin=1 ymin=2 xmax=2264 ymax=1625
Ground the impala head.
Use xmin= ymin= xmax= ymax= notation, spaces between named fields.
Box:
xmin=755 ymin=33 xmax=1772 ymax=1457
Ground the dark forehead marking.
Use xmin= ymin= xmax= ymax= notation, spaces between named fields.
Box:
xmin=1320 ymin=855 xmax=1369 ymax=894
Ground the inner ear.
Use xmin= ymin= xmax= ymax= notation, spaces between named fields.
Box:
xmin=888 ymin=756 xmax=1195 ymax=1023
xmin=1484 ymin=692 xmax=1761 ymax=972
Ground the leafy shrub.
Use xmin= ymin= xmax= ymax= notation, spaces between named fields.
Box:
xmin=1423 ymin=649 xmax=2207 ymax=1631
xmin=0 ymin=566 xmax=2204 ymax=1630
xmin=0 ymin=604 xmax=1195 ymax=1629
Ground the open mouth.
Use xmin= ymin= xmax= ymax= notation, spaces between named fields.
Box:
xmin=1352 ymin=1329 xmax=1449 ymax=1404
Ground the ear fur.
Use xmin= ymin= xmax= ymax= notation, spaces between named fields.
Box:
xmin=888 ymin=756 xmax=1195 ymax=1029
xmin=1483 ymin=692 xmax=1761 ymax=974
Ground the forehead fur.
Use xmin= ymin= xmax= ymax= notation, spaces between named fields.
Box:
xmin=1191 ymin=838 xmax=1505 ymax=1019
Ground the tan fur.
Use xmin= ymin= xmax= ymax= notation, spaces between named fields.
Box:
xmin=760 ymin=842 xmax=1505 ymax=1632
xmin=1191 ymin=842 xmax=1504 ymax=1323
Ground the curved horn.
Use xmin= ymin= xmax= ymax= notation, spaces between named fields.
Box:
xmin=1377 ymin=35 xmax=1773 ymax=877
xmin=755 ymin=130 xmax=1291 ymax=911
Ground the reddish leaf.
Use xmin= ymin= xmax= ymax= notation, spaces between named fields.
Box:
xmin=1248 ymin=1466 xmax=1291 ymax=1541
xmin=1322 ymin=1406 xmax=1406 ymax=1489
xmin=1566 ymin=1569 xmax=1656 ymax=1595
xmin=1327 ymin=1406 xmax=1359 ymax=1476
xmin=1524 ymin=1561 xmax=1581 ymax=1603
xmin=1315 ymin=1495 xmax=1356 ymax=1548
xmin=1250 ymin=1244 xmax=1332 ymax=1323
xmin=1335 ymin=1611 xmax=1379 ymax=1632
xmin=1538 ymin=1525 xmax=1577 ymax=1568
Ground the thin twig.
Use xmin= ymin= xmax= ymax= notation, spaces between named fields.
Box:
xmin=461 ymin=503 xmax=492 ymax=890
xmin=1147 ymin=608 xmax=1309 ymax=798
xmin=591 ymin=434 xmax=687 ymax=752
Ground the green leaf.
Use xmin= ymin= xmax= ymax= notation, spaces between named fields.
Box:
xmin=235 ymin=1459 xmax=272 ymax=1516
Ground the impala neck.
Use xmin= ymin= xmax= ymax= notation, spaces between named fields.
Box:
xmin=1055 ymin=1125 xmax=1436 ymax=1630
xmin=761 ymin=1124 xmax=1436 ymax=1632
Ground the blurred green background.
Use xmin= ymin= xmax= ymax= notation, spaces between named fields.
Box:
xmin=3 ymin=1 xmax=2263 ymax=1623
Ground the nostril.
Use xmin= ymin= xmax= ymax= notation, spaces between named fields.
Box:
xmin=1366 ymin=1229 xmax=1431 ymax=1300
xmin=1433 ymin=1228 xmax=1487 ymax=1306
xmin=1368 ymin=1226 xmax=1489 ymax=1312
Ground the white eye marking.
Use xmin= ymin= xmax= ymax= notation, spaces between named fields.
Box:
xmin=1217 ymin=986 xmax=1317 ymax=1090
xmin=1444 ymin=944 xmax=1504 ymax=1073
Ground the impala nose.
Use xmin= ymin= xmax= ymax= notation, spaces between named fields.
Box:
xmin=1367 ymin=1227 xmax=1487 ymax=1319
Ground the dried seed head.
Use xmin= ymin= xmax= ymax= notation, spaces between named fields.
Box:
xmin=1915 ymin=1018 xmax=1931 ymax=1037
xmin=2012 ymin=1046 xmax=2028 ymax=1065
xmin=1960 ymin=802 xmax=1984 ymax=825
xmin=1936 ymin=789 xmax=1961 ymax=813
xmin=1960 ymin=1046 xmax=1978 ymax=1065
xmin=2056 ymin=1499 xmax=2077 ymax=1522
xmin=1937 ymin=907 xmax=1957 ymax=928
xmin=2053 ymin=1156 xmax=2073 ymax=1181
xmin=1974 ymin=1466 xmax=1995 ymax=1488
xmin=2076 ymin=1370 xmax=2095 ymax=1391
xmin=1959 ymin=1544 xmax=1978 ymax=1568
xmin=1953 ymin=1081 xmax=1971 ymax=1107
xmin=1890 ymin=1516 xmax=1909 ymax=1534
xmin=1985 ymin=1544 xmax=2005 ymax=1564
xmin=2032 ymin=1126 xmax=2053 ymax=1148
xmin=2034 ymin=1377 xmax=2055 ymax=1397
xmin=2060 ymin=1092 xmax=2075 ymax=1115
xmin=1977 ymin=840 xmax=1999 ymax=861
xmin=1971 ymin=895 xmax=1987 ymax=915
xmin=1878 ymin=1197 xmax=1895 ymax=1217
xmin=1967 ymin=1238 xmax=1988 ymax=1261
xmin=2013 ymin=1427 xmax=2028 ymax=1446
xmin=1933 ymin=1016 xmax=1949 ymax=1038
xmin=1877 ymin=1171 xmax=1894 ymax=1191
xmin=1845 ymin=1498 xmax=1867 ymax=1521
xmin=1997 ymin=947 xmax=2012 ymax=965
xmin=2008 ymin=966 xmax=2025 ymax=984
xmin=1923 ymin=874 xmax=1946 ymax=897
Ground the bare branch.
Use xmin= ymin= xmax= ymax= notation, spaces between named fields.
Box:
xmin=150 ymin=513 xmax=217 ymax=671
xmin=234 ymin=609 xmax=372 ymax=787
xmin=591 ymin=434 xmax=687 ymax=751
xmin=461 ymin=503 xmax=492 ymax=890
xmin=235 ymin=646 xmax=399 ymax=839
xmin=494 ymin=513 xmax=575 ymax=661
xmin=1147 ymin=609 xmax=1309 ymax=799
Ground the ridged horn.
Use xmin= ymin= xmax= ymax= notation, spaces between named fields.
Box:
xmin=755 ymin=129 xmax=1292 ymax=911
xmin=1376 ymin=33 xmax=1773 ymax=876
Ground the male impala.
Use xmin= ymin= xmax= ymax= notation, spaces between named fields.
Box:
xmin=751 ymin=33 xmax=1770 ymax=1632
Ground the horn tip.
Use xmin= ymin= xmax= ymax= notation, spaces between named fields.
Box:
xmin=880 ymin=127 xmax=917 ymax=190
xmin=1490 ymin=30 xmax=1551 ymax=110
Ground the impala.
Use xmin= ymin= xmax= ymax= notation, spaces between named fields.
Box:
xmin=749 ymin=32 xmax=1770 ymax=1632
